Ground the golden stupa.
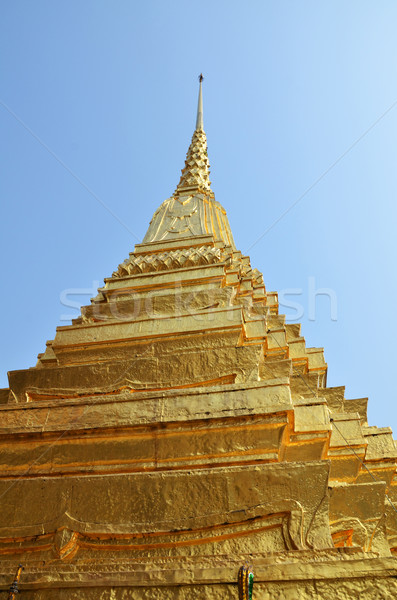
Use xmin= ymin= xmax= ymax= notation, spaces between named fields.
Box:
xmin=1 ymin=77 xmax=397 ymax=599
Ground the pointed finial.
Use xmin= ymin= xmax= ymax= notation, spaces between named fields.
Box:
xmin=196 ymin=74 xmax=204 ymax=130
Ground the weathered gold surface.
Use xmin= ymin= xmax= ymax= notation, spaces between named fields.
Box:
xmin=1 ymin=95 xmax=397 ymax=598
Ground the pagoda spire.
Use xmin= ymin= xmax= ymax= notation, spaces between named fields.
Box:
xmin=196 ymin=73 xmax=204 ymax=130
xmin=142 ymin=76 xmax=235 ymax=249
xmin=175 ymin=74 xmax=212 ymax=195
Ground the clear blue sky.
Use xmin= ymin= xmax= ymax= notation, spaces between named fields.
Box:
xmin=1 ymin=1 xmax=397 ymax=433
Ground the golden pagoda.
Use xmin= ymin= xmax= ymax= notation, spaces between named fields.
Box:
xmin=1 ymin=77 xmax=397 ymax=599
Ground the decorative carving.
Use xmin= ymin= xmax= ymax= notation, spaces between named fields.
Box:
xmin=113 ymin=245 xmax=224 ymax=277
xmin=238 ymin=564 xmax=254 ymax=600
xmin=176 ymin=128 xmax=212 ymax=194
xmin=54 ymin=528 xmax=79 ymax=560
xmin=7 ymin=565 xmax=23 ymax=600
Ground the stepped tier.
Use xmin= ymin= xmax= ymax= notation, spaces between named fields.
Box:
xmin=1 ymin=79 xmax=397 ymax=599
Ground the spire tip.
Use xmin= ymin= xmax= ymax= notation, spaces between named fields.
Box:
xmin=196 ymin=75 xmax=204 ymax=130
